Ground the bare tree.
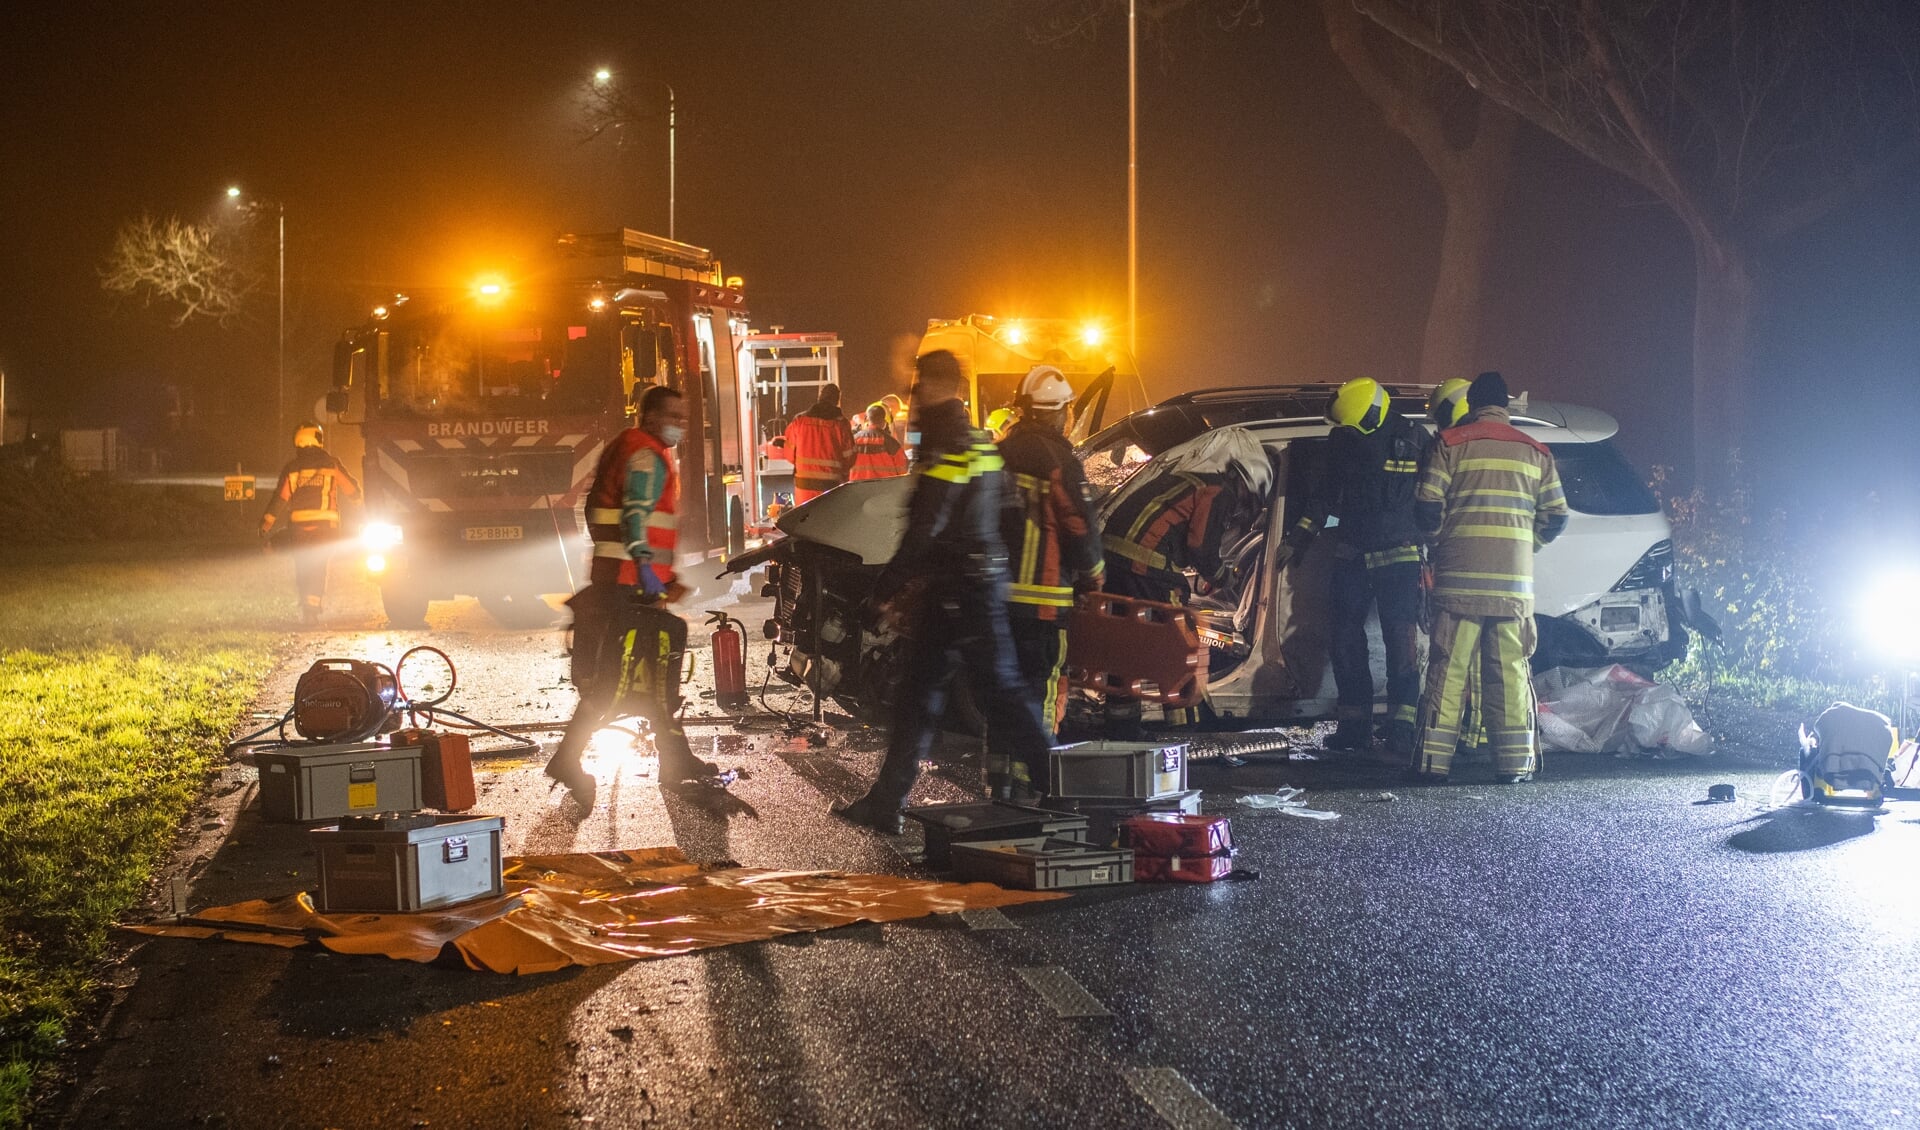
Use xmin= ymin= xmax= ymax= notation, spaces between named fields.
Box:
xmin=1348 ymin=0 xmax=1920 ymax=488
xmin=1030 ymin=0 xmax=1519 ymax=386
xmin=101 ymin=214 xmax=257 ymax=326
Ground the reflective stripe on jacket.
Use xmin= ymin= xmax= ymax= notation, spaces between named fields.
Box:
xmin=1416 ymin=406 xmax=1569 ymax=619
xmin=585 ymin=427 xmax=678 ymax=590
xmin=1099 ymin=471 xmax=1237 ymax=592
xmin=262 ymin=448 xmax=359 ymax=531
xmin=998 ymin=421 xmax=1104 ymax=621
xmin=849 ymin=427 xmax=908 ymax=481
xmin=871 ymin=398 xmax=1011 ymax=602
xmin=783 ymin=412 xmax=855 ymax=493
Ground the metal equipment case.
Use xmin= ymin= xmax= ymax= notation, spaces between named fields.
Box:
xmin=310 ymin=814 xmax=505 ymax=913
xmin=902 ymin=801 xmax=1091 ymax=869
xmin=255 ymin=742 xmax=423 ymax=823
xmin=950 ymin=836 xmax=1135 ymax=890
xmin=1049 ymin=740 xmax=1188 ymax=801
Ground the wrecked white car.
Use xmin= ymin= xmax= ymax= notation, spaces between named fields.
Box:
xmin=731 ymin=383 xmax=1700 ymax=731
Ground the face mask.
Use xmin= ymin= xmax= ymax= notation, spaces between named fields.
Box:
xmin=659 ymin=425 xmax=685 ymax=448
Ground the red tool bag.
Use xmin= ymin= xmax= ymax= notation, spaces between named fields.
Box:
xmin=1118 ymin=813 xmax=1234 ymax=883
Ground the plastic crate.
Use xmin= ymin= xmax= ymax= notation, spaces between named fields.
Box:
xmin=311 ymin=814 xmax=504 ymax=913
xmin=950 ymin=836 xmax=1134 ymax=890
xmin=1045 ymin=788 xmax=1204 ymax=844
xmin=1049 ymin=740 xmax=1188 ymax=801
xmin=903 ymin=801 xmax=1091 ymax=869
xmin=256 ymin=742 xmax=423 ymax=824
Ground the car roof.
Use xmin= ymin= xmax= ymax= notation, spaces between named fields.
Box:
xmin=1095 ymin=384 xmax=1620 ymax=446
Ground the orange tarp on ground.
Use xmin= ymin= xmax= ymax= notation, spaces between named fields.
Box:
xmin=128 ymin=848 xmax=1062 ymax=974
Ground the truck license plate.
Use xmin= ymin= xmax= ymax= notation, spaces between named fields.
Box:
xmin=462 ymin=526 xmax=524 ymax=542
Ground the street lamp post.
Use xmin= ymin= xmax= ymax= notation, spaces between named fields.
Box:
xmin=593 ymin=68 xmax=676 ymax=240
xmin=227 ymin=186 xmax=285 ymax=441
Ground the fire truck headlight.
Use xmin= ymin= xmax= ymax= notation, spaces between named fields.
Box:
xmin=363 ymin=522 xmax=404 ymax=551
xmin=1080 ymin=322 xmax=1105 ymax=347
xmin=366 ymin=554 xmax=388 ymax=575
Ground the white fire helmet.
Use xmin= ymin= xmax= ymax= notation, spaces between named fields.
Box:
xmin=1017 ymin=365 xmax=1074 ymax=412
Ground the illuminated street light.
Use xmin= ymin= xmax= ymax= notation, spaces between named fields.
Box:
xmin=474 ymin=279 xmax=507 ymax=301
xmin=587 ymin=67 xmax=676 ymax=240
xmin=225 ymin=185 xmax=285 ymax=443
xmin=1081 ymin=322 xmax=1106 ymax=348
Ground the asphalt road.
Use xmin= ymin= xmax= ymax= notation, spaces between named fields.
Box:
xmin=48 ymin=578 xmax=1920 ymax=1129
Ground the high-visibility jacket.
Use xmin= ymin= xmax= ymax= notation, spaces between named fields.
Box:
xmin=1101 ymin=469 xmax=1247 ymax=595
xmin=872 ymin=398 xmax=1010 ymax=603
xmin=1415 ymin=405 xmax=1569 ymax=619
xmin=260 ymin=447 xmax=359 ymax=533
xmin=997 ymin=420 xmax=1104 ymax=621
xmin=849 ymin=426 xmax=908 ymax=481
xmin=1289 ymin=412 xmax=1430 ymax=569
xmin=586 ymin=427 xmax=678 ymax=592
xmin=782 ymin=409 xmax=855 ymax=495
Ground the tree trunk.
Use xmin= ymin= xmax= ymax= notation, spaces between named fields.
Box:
xmin=1687 ymin=229 xmax=1755 ymax=494
xmin=1416 ymin=104 xmax=1517 ymax=385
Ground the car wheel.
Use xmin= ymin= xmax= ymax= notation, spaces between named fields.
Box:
xmin=380 ymin=580 xmax=430 ymax=628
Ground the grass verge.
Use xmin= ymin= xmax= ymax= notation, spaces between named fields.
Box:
xmin=0 ymin=545 xmax=281 ymax=1128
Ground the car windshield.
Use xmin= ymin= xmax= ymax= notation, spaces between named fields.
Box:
xmin=1546 ymin=440 xmax=1659 ymax=515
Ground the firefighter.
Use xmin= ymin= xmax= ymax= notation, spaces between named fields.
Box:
xmin=546 ymin=384 xmax=717 ymax=808
xmin=1275 ymin=378 xmax=1430 ymax=755
xmin=849 ymin=403 xmax=908 ymax=481
xmin=782 ymin=383 xmax=856 ymax=503
xmin=258 ymin=422 xmax=360 ymax=626
xmin=998 ymin=365 xmax=1105 ymax=746
xmin=1100 ymin=438 xmax=1266 ymax=729
xmin=1426 ymin=377 xmax=1484 ymax=758
xmin=985 ymin=407 xmax=1014 ymax=442
xmin=832 ymin=350 xmax=1055 ymax=834
xmin=1411 ymin=371 xmax=1569 ymax=783
xmin=881 ymin=393 xmax=909 ymax=445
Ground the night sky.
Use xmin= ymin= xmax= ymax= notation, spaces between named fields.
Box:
xmin=3 ymin=1 xmax=1917 ymax=506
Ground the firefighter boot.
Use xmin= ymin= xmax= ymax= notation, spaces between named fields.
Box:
xmin=831 ymin=794 xmax=906 ymax=835
xmin=1324 ymin=718 xmax=1372 ymax=752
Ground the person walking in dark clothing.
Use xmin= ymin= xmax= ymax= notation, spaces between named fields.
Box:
xmin=832 ymin=350 xmax=1055 ymax=833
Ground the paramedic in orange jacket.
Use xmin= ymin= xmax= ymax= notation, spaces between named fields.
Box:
xmin=781 ymin=384 xmax=856 ymax=502
xmin=850 ymin=403 xmax=909 ymax=481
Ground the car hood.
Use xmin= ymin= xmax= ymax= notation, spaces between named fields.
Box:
xmin=770 ymin=476 xmax=914 ymax=565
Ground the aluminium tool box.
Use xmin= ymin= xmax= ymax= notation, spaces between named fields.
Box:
xmin=902 ymin=801 xmax=1091 ymax=869
xmin=1049 ymin=740 xmax=1189 ymax=802
xmin=255 ymin=742 xmax=423 ymax=823
xmin=1118 ymin=813 xmax=1235 ymax=883
xmin=949 ymin=836 xmax=1135 ymax=891
xmin=310 ymin=813 xmax=505 ymax=913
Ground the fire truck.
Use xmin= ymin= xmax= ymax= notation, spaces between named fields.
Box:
xmin=326 ymin=229 xmax=756 ymax=626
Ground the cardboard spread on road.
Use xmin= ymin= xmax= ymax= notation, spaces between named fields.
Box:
xmin=128 ymin=847 xmax=1061 ymax=973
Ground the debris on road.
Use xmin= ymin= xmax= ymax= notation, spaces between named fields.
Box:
xmin=1535 ymin=665 xmax=1712 ymax=757
xmin=1236 ymin=787 xmax=1340 ymax=820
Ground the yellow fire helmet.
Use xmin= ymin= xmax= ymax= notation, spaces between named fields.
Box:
xmin=293 ymin=423 xmax=326 ymax=448
xmin=1427 ymin=378 xmax=1472 ymax=430
xmin=1326 ymin=378 xmax=1389 ymax=434
xmin=985 ymin=407 xmax=1014 ymax=438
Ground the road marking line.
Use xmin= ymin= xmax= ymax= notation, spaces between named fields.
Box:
xmin=1017 ymin=966 xmax=1111 ymax=1018
xmin=1122 ymin=1067 xmax=1237 ymax=1130
xmin=959 ymin=907 xmax=1017 ymax=931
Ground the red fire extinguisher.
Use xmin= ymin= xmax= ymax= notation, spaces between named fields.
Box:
xmin=708 ymin=610 xmax=750 ymax=709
